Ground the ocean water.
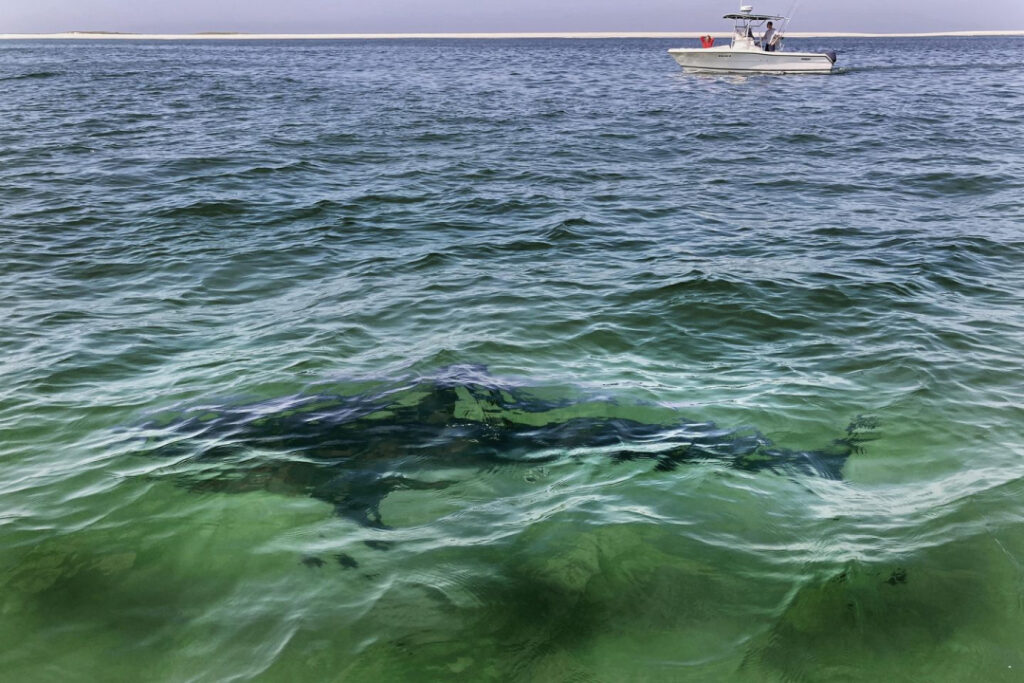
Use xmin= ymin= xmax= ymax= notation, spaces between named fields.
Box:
xmin=1 ymin=36 xmax=1023 ymax=681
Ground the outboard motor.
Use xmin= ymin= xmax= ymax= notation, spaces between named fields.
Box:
xmin=825 ymin=50 xmax=838 ymax=64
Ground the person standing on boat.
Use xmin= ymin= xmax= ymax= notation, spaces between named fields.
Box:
xmin=762 ymin=21 xmax=777 ymax=51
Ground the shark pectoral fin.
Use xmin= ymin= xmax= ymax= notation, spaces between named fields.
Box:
xmin=319 ymin=474 xmax=455 ymax=529
xmin=331 ymin=489 xmax=392 ymax=529
xmin=334 ymin=502 xmax=391 ymax=530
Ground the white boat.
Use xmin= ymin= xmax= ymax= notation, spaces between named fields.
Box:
xmin=668 ymin=5 xmax=837 ymax=74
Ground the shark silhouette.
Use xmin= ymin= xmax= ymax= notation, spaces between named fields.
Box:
xmin=145 ymin=366 xmax=877 ymax=529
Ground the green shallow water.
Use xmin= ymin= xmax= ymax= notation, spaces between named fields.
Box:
xmin=2 ymin=37 xmax=1024 ymax=681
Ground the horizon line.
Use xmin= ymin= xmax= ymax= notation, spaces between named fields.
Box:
xmin=2 ymin=30 xmax=1023 ymax=40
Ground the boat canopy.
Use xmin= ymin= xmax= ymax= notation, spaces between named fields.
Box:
xmin=723 ymin=13 xmax=785 ymax=20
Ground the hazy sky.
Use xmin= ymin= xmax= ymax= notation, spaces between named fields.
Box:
xmin=4 ymin=0 xmax=1023 ymax=34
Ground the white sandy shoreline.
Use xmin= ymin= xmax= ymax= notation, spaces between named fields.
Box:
xmin=1 ymin=30 xmax=1022 ymax=41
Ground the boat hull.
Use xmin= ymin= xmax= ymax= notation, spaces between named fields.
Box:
xmin=668 ymin=48 xmax=835 ymax=74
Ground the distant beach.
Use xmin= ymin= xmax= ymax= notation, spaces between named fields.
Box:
xmin=1 ymin=30 xmax=1022 ymax=40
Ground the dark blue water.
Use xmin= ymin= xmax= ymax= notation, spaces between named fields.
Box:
xmin=1 ymin=37 xmax=1023 ymax=681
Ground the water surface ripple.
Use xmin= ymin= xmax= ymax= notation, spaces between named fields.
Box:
xmin=1 ymin=37 xmax=1023 ymax=681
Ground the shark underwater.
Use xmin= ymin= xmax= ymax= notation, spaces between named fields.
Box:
xmin=143 ymin=366 xmax=878 ymax=529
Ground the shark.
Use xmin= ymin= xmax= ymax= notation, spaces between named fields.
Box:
xmin=143 ymin=365 xmax=878 ymax=529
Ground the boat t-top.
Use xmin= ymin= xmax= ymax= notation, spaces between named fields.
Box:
xmin=669 ymin=5 xmax=837 ymax=74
